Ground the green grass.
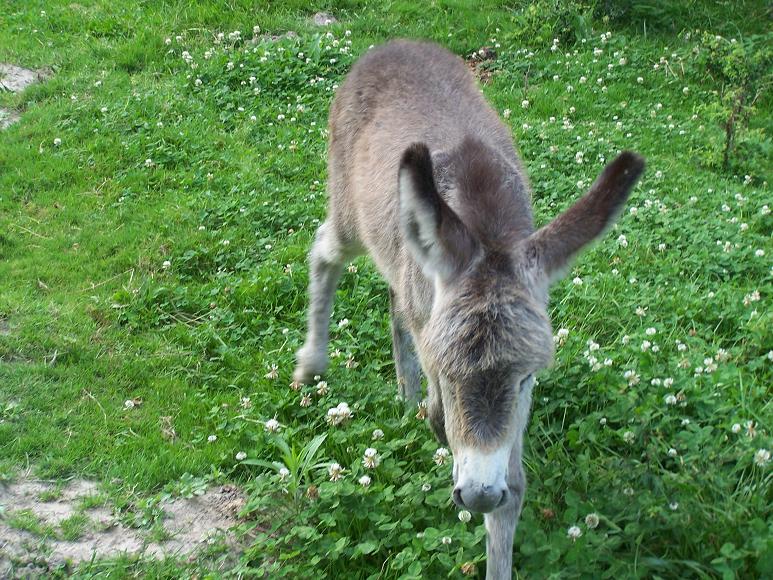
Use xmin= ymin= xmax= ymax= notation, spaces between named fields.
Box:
xmin=1 ymin=0 xmax=771 ymax=578
xmin=59 ymin=513 xmax=89 ymax=541
xmin=6 ymin=509 xmax=58 ymax=539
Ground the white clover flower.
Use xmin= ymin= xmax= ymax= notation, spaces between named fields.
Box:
xmin=144 ymin=158 xmax=154 ymax=168
xmin=421 ymin=483 xmax=432 ymax=492
xmin=162 ymin=260 xmax=171 ymax=269
xmin=645 ymin=327 xmax=656 ymax=336
xmin=755 ymin=249 xmax=765 ymax=257
xmin=53 ymin=137 xmax=62 ymax=147
xmin=300 ymin=394 xmax=312 ymax=407
xmin=207 ymin=434 xmax=217 ymax=443
xmin=433 ymin=447 xmax=450 ymax=466
xmin=621 ymin=335 xmax=630 ymax=345
xmin=264 ymin=418 xmax=280 ymax=433
xmin=328 ymin=462 xmax=344 ymax=481
xmin=731 ymin=423 xmax=742 ymax=434
xmin=236 ymin=451 xmax=247 ymax=461
xmin=669 ymin=502 xmax=679 ymax=510
xmin=641 ymin=340 xmax=651 ymax=352
xmin=362 ymin=447 xmax=381 ymax=469
xmin=681 ymin=419 xmax=690 ymax=426
xmin=617 ymin=234 xmax=628 ymax=247
xmin=458 ymin=510 xmax=472 ymax=523
xmin=265 ymin=364 xmax=279 ymax=380
xmin=753 ymin=449 xmax=770 ymax=467
xmin=623 ymin=431 xmax=635 ymax=444
xmin=279 ymin=467 xmax=290 ymax=481
xmin=572 ymin=276 xmax=583 ymax=286
xmin=441 ymin=536 xmax=452 ymax=545
xmin=635 ymin=306 xmax=648 ymax=317
xmin=637 ymin=76 xmax=643 ymax=83
xmin=240 ymin=396 xmax=251 ymax=409
xmin=521 ymin=99 xmax=530 ymax=109
xmin=658 ymin=243 xmax=666 ymax=251
xmin=316 ymin=380 xmax=328 ymax=396
xmin=623 ymin=370 xmax=640 ymax=386
xmin=372 ymin=428 xmax=384 ymax=440
xmin=503 ymin=108 xmax=511 ymax=119
xmin=665 ymin=394 xmax=677 ymax=405
xmin=663 ymin=377 xmax=674 ymax=388
xmin=326 ymin=402 xmax=353 ymax=426
xmin=124 ymin=399 xmax=135 ymax=409
xmin=337 ymin=318 xmax=349 ymax=328
xmin=667 ymin=448 xmax=678 ymax=457
xmin=359 ymin=475 xmax=371 ymax=487
xmin=599 ymin=417 xmax=607 ymax=426
xmin=585 ymin=513 xmax=600 ymax=529
xmin=567 ymin=525 xmax=582 ymax=541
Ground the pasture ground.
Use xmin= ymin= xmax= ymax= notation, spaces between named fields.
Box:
xmin=0 ymin=1 xmax=770 ymax=578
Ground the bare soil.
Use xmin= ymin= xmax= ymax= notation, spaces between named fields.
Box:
xmin=0 ymin=477 xmax=245 ymax=577
xmin=0 ymin=63 xmax=49 ymax=130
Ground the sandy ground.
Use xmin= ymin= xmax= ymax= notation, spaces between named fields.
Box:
xmin=0 ymin=477 xmax=246 ymax=577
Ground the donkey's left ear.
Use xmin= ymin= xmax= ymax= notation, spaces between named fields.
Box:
xmin=398 ymin=143 xmax=480 ymax=280
xmin=526 ymin=151 xmax=645 ymax=282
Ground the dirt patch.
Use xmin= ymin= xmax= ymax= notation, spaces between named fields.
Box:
xmin=466 ymin=46 xmax=498 ymax=85
xmin=0 ymin=64 xmax=48 ymax=93
xmin=312 ymin=11 xmax=337 ymax=26
xmin=0 ymin=109 xmax=20 ymax=130
xmin=0 ymin=63 xmax=50 ymax=131
xmin=0 ymin=477 xmax=246 ymax=577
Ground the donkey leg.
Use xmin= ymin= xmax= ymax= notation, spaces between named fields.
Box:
xmin=294 ymin=221 xmax=346 ymax=383
xmin=483 ymin=459 xmax=526 ymax=580
xmin=389 ymin=288 xmax=422 ymax=402
xmin=485 ymin=379 xmax=532 ymax=580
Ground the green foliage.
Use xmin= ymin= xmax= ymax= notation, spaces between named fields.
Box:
xmin=693 ymin=31 xmax=772 ymax=174
xmin=0 ymin=1 xmax=770 ymax=578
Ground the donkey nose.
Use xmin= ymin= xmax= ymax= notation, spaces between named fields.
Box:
xmin=452 ymin=483 xmax=508 ymax=513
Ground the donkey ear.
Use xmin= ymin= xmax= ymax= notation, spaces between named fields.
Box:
xmin=526 ymin=151 xmax=645 ymax=282
xmin=398 ymin=143 xmax=479 ymax=279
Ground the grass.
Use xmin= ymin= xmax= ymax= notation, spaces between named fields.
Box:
xmin=7 ymin=509 xmax=58 ymax=539
xmin=0 ymin=0 xmax=771 ymax=578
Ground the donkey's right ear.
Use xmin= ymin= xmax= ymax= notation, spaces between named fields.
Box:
xmin=526 ymin=151 xmax=645 ymax=282
xmin=398 ymin=143 xmax=479 ymax=280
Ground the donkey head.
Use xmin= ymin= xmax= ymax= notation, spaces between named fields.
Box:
xmin=398 ymin=140 xmax=644 ymax=513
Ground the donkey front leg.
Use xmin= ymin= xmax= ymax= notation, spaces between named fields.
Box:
xmin=294 ymin=222 xmax=346 ymax=383
xmin=483 ymin=455 xmax=526 ymax=580
xmin=389 ymin=288 xmax=422 ymax=402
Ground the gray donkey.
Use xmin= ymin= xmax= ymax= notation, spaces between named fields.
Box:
xmin=294 ymin=39 xmax=644 ymax=578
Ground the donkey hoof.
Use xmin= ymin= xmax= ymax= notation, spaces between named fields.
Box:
xmin=293 ymin=345 xmax=328 ymax=383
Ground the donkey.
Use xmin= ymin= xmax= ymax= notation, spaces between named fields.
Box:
xmin=294 ymin=39 xmax=644 ymax=578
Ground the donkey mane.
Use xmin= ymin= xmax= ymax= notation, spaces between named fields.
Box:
xmin=446 ymin=137 xmax=534 ymax=250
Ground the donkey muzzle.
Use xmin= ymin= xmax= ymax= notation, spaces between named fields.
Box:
xmin=453 ymin=481 xmax=509 ymax=513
